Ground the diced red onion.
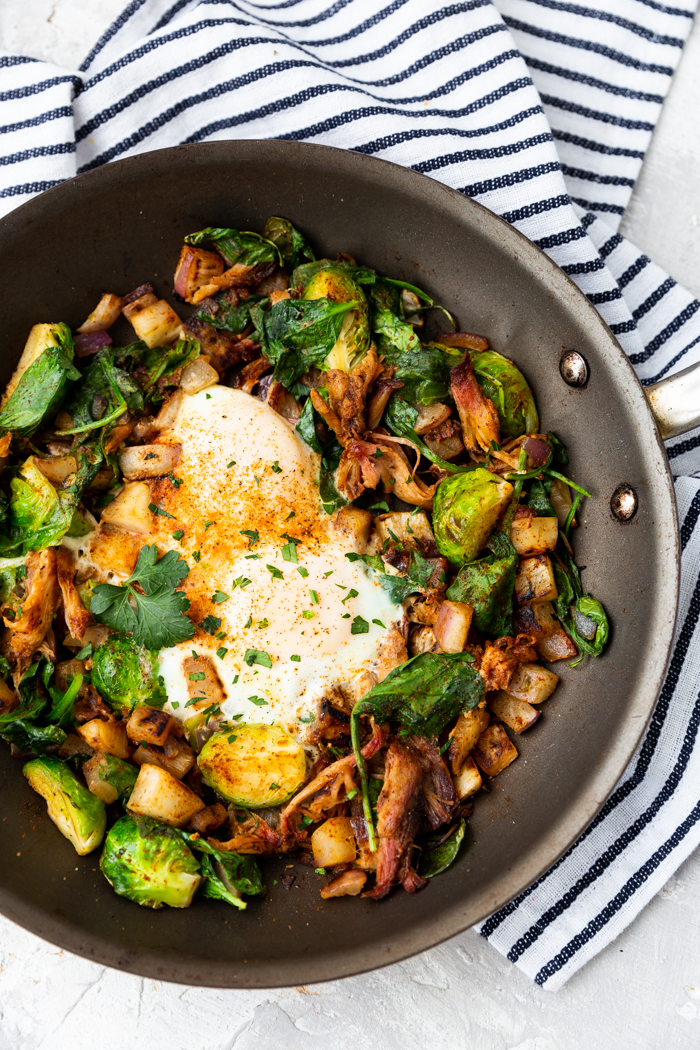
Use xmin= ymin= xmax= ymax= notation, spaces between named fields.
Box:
xmin=74 ymin=330 xmax=112 ymax=357
xmin=522 ymin=436 xmax=551 ymax=466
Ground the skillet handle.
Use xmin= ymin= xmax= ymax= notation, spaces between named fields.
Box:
xmin=645 ymin=361 xmax=700 ymax=440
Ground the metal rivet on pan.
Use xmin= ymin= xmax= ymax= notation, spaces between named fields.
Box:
xmin=611 ymin=483 xmax=638 ymax=522
xmin=560 ymin=350 xmax=589 ymax=387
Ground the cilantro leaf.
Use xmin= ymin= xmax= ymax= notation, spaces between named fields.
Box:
xmin=90 ymin=584 xmax=137 ymax=634
xmin=351 ymin=616 xmax=370 ymax=635
xmin=244 ymin=649 xmax=273 ymax=669
xmin=201 ymin=615 xmax=222 ymax=635
xmin=129 ymin=589 xmax=194 ymax=648
xmin=126 ymin=544 xmax=190 ymax=594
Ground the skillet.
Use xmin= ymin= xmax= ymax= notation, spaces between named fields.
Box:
xmin=0 ymin=140 xmax=689 ymax=987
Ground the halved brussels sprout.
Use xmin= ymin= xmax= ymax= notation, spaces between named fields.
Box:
xmin=100 ymin=813 xmax=202 ymax=909
xmin=263 ymin=216 xmax=314 ymax=272
xmin=302 ymin=266 xmax=369 ymax=371
xmin=471 ymin=350 xmax=539 ymax=438
xmin=23 ymin=757 xmax=106 ymax=855
xmin=0 ymin=322 xmax=80 ymax=437
xmin=433 ymin=468 xmax=514 ymax=567
xmin=198 ymin=724 xmax=306 ymax=808
xmin=91 ymin=635 xmax=166 ymax=715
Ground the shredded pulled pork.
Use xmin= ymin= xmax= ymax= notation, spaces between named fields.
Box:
xmin=336 ymin=436 xmax=436 ymax=506
xmin=211 ymin=814 xmax=285 ymax=855
xmin=182 ymin=319 xmax=259 ymax=374
xmin=411 ymin=736 xmax=457 ymax=831
xmin=366 ymin=368 xmax=404 ymax=431
xmin=56 ymin=547 xmax=91 ymax=641
xmin=365 ymin=739 xmax=426 ymax=900
xmin=3 ymin=548 xmax=60 ymax=668
xmin=479 ymin=634 xmax=537 ymax=691
xmin=235 ymin=355 xmax=271 ymax=394
xmin=450 ymin=352 xmax=500 ymax=453
xmin=310 ymin=346 xmax=383 ymax=446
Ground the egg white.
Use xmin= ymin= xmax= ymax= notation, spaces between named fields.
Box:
xmin=82 ymin=385 xmax=403 ymax=740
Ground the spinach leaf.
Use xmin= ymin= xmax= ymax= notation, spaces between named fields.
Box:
xmin=368 ymin=281 xmax=420 ymax=357
xmin=319 ymin=439 xmax=348 ymax=514
xmin=194 ymin=293 xmax=266 ymax=334
xmin=259 ymin=297 xmax=357 ymax=387
xmin=553 ymin=546 xmax=609 ymax=658
xmin=383 ymin=394 xmax=470 ymax=474
xmin=446 ymin=529 xmax=518 ymax=637
xmin=526 ymin=478 xmax=556 ymax=517
xmin=547 ymin=431 xmax=569 ymax=467
xmin=47 ymin=671 xmax=83 ymax=726
xmin=185 ymin=227 xmax=280 ymax=268
xmin=346 ymin=548 xmax=434 ymax=603
xmin=0 ymin=324 xmax=80 ymax=437
xmin=0 ymin=662 xmax=47 ymax=729
xmin=418 ymin=819 xmax=466 ymax=878
xmin=61 ymin=349 xmax=143 ymax=435
xmin=295 ymin=395 xmax=323 ymax=454
xmin=114 ymin=339 xmax=199 ymax=402
xmin=0 ymin=720 xmax=66 ymax=755
xmin=263 ymin=216 xmax=314 ymax=272
xmin=380 ymin=341 xmax=459 ymax=405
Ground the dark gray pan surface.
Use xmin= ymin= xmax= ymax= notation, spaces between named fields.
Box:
xmin=0 ymin=141 xmax=678 ymax=986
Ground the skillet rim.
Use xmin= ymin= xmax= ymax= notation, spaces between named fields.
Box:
xmin=0 ymin=140 xmax=680 ymax=987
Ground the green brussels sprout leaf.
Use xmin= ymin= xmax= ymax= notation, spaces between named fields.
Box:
xmin=24 ymin=757 xmax=106 ymax=855
xmin=526 ymin=478 xmax=556 ymax=517
xmin=180 ymin=832 xmax=265 ymax=910
xmin=91 ymin=634 xmax=167 ymax=715
xmin=379 ymin=341 xmax=459 ymax=406
xmin=263 ymin=216 xmax=314 ymax=272
xmin=446 ymin=530 xmax=519 ymax=637
xmin=470 ymin=350 xmax=539 ymax=439
xmin=100 ymin=814 xmax=202 ymax=908
xmin=0 ymin=323 xmax=80 ymax=437
xmin=193 ymin=292 xmax=267 ymax=335
xmin=418 ymin=819 xmax=467 ymax=878
xmin=295 ymin=395 xmax=324 ymax=454
xmin=0 ymin=659 xmax=47 ymax=729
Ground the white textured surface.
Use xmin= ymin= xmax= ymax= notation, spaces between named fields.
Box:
xmin=1 ymin=3 xmax=700 ymax=1046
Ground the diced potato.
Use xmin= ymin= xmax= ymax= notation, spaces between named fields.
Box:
xmin=132 ymin=736 xmax=195 ymax=780
xmin=434 ymin=600 xmax=473 ymax=653
xmin=127 ymin=763 xmax=204 ymax=827
xmin=189 ymin=803 xmax=228 ymax=834
xmin=100 ymin=482 xmax=152 ymax=534
xmin=82 ymin=755 xmax=119 ymax=804
xmin=3 ymin=324 xmax=58 ymax=403
xmin=515 ymin=555 xmax=558 ymax=604
xmin=320 ymin=869 xmax=367 ymax=898
xmin=77 ymin=293 xmax=123 ymax=333
xmin=123 ymin=294 xmax=181 ymax=348
xmin=473 ymin=724 xmax=518 ymax=776
xmin=152 ymin=389 xmax=183 ymax=431
xmin=126 ymin=705 xmax=175 ymax=747
xmin=510 ymin=516 xmax=558 ymax=556
xmin=537 ymin=629 xmax=579 ymax=662
xmin=57 ymin=733 xmax=94 ymax=759
xmin=371 ymin=510 xmax=435 ymax=552
xmin=453 ymin=755 xmax=482 ymax=799
xmin=550 ymin=478 xmax=573 ymax=527
xmin=33 ymin=454 xmax=77 ymax=485
xmin=76 ymin=718 xmax=130 ymax=759
xmin=489 ymin=694 xmax=540 ymax=734
xmin=333 ymin=506 xmax=374 ymax=551
xmin=409 ymin=624 xmax=440 ymax=656
xmin=118 ymin=443 xmax=181 ymax=480
xmin=311 ymin=816 xmax=357 ymax=868
xmin=180 ymin=357 xmax=219 ymax=395
xmin=447 ymin=706 xmax=490 ymax=774
xmin=506 ymin=662 xmax=559 ymax=704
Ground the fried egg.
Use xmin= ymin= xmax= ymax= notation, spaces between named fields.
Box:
xmin=78 ymin=385 xmax=403 ymax=740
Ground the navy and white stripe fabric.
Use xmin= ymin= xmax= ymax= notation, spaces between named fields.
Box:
xmin=1 ymin=0 xmax=699 ymax=989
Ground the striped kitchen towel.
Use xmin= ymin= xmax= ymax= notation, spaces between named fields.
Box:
xmin=1 ymin=0 xmax=700 ymax=989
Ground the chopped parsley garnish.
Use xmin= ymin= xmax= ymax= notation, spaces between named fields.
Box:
xmin=258 ymin=618 xmax=269 ymax=628
xmin=227 ymin=460 xmax=236 ymax=468
xmin=171 ymin=701 xmax=180 ymax=709
xmin=269 ymin=782 xmax=280 ymax=790
xmin=309 ymin=589 xmax=320 ymax=605
xmin=248 ymin=695 xmax=269 ymax=706
xmin=245 ymin=554 xmax=260 ymax=560
xmin=285 ymin=510 xmax=296 ymax=520
xmin=244 ymin=648 xmax=272 ymax=669
xmin=240 ymin=529 xmax=259 ymax=547
xmin=271 ymin=461 xmax=282 ymax=473
xmin=341 ymin=588 xmax=358 ymax=605
xmin=149 ymin=502 xmax=175 ymax=519
xmin=373 ymin=619 xmax=387 ymax=629
xmin=216 ymin=631 xmax=226 ymax=640
xmin=204 ymin=520 xmax=214 ymax=530
xmin=91 ymin=545 xmax=193 ymax=649
xmin=281 ymin=540 xmax=298 ymax=563
xmin=296 ymin=566 xmax=309 ymax=578
xmin=351 ymin=616 xmax=370 ymax=635
xmin=315 ymin=868 xmax=327 ymax=876
xmin=189 ymin=672 xmax=206 ymax=681
xmin=290 ymin=654 xmax=301 ymax=663
xmin=172 ymin=529 xmax=184 ymax=541
xmin=192 ymin=550 xmax=201 ymax=563
xmin=216 ymin=646 xmax=228 ymax=659
xmin=233 ymin=674 xmax=240 ymax=684
xmin=75 ymin=643 xmax=93 ymax=660
xmin=373 ymin=449 xmax=383 ymax=459
xmin=228 ymin=734 xmax=238 ymax=744
xmin=211 ymin=590 xmax=229 ymax=604
xmin=346 ymin=788 xmax=358 ymax=800
xmin=244 ymin=616 xmax=252 ymax=629
xmin=299 ymin=711 xmax=314 ymax=722
xmin=302 ymin=610 xmax=315 ymax=620
xmin=267 ymin=564 xmax=284 ymax=580
xmin=169 ymin=474 xmax=183 ymax=488
xmin=323 ymin=571 xmax=333 ymax=578
xmin=370 ymin=501 xmax=391 ymax=513
xmin=201 ymin=615 xmax=222 ymax=635
xmin=233 ymin=576 xmax=252 ymax=591
xmin=342 ymin=612 xmax=351 ymax=618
